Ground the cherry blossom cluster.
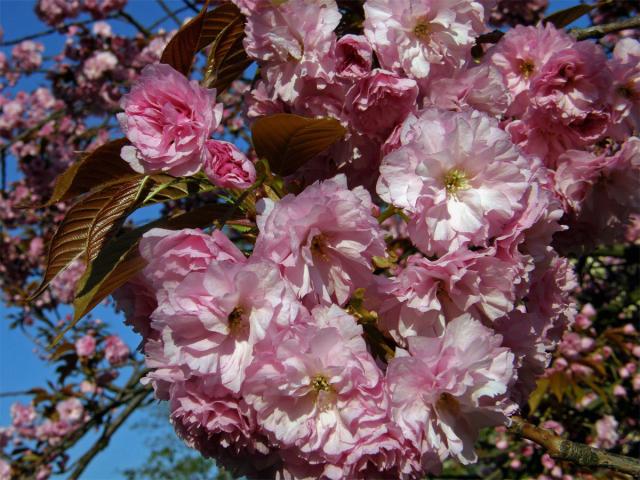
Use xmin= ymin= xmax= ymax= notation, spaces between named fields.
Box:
xmin=105 ymin=0 xmax=640 ymax=476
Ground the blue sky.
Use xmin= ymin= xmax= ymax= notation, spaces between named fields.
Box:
xmin=0 ymin=0 xmax=590 ymax=477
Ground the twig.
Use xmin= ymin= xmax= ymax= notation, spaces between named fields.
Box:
xmin=510 ymin=417 xmax=640 ymax=478
xmin=156 ymin=0 xmax=182 ymax=26
xmin=0 ymin=14 xmax=119 ymax=47
xmin=67 ymin=388 xmax=152 ymax=479
xmin=182 ymin=0 xmax=200 ymax=13
xmin=117 ymin=10 xmax=151 ymax=37
xmin=148 ymin=5 xmax=191 ymax=31
xmin=570 ymin=14 xmax=640 ymax=40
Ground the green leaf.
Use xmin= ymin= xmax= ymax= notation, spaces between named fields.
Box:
xmin=543 ymin=4 xmax=595 ymax=28
xmin=46 ymin=138 xmax=135 ymax=206
xmin=31 ymin=178 xmax=148 ymax=299
xmin=202 ymin=3 xmax=251 ymax=92
xmin=251 ymin=114 xmax=347 ymax=176
xmin=142 ymin=174 xmax=214 ymax=205
xmin=528 ymin=377 xmax=550 ymax=413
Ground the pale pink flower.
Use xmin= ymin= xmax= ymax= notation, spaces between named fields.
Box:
xmin=11 ymin=40 xmax=44 ymax=72
xmin=104 ymin=335 xmax=130 ymax=365
xmin=50 ymin=258 xmax=86 ymax=304
xmin=334 ymin=34 xmax=373 ymax=79
xmin=243 ymin=0 xmax=340 ymax=102
xmin=364 ymin=0 xmax=487 ymax=82
xmin=244 ymin=316 xmax=393 ymax=477
xmin=151 ymin=260 xmax=304 ymax=391
xmin=82 ymin=51 xmax=118 ymax=80
xmin=387 ymin=316 xmax=516 ymax=468
xmin=0 ymin=459 xmax=10 ymax=480
xmin=203 ymin=140 xmax=256 ymax=189
xmin=377 ymin=108 xmax=531 ymax=256
xmin=118 ymin=64 xmax=222 ymax=176
xmin=592 ymin=416 xmax=619 ymax=449
xmin=371 ymin=248 xmax=522 ymax=345
xmin=253 ymin=174 xmax=386 ymax=306
xmin=113 ymin=274 xmax=157 ymax=339
xmin=486 ymin=24 xmax=574 ymax=100
xmin=169 ymin=378 xmax=269 ymax=464
xmin=75 ymin=334 xmax=96 ymax=357
xmin=56 ymin=398 xmax=84 ymax=424
xmin=139 ymin=227 xmax=245 ymax=295
xmin=11 ymin=402 xmax=36 ymax=428
xmin=345 ymin=69 xmax=418 ymax=141
xmin=427 ymin=64 xmax=511 ymax=117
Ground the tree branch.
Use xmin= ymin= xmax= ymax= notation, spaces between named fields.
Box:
xmin=510 ymin=417 xmax=640 ymax=478
xmin=67 ymin=388 xmax=152 ymax=479
xmin=156 ymin=0 xmax=182 ymax=26
xmin=570 ymin=14 xmax=640 ymax=41
xmin=117 ymin=10 xmax=151 ymax=37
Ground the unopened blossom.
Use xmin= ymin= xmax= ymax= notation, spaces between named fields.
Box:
xmin=150 ymin=260 xmax=304 ymax=392
xmin=254 ymin=174 xmax=386 ymax=306
xmin=75 ymin=334 xmax=96 ymax=357
xmin=334 ymin=34 xmax=373 ymax=79
xmin=345 ymin=69 xmax=418 ymax=141
xmin=377 ymin=108 xmax=531 ymax=256
xmin=364 ymin=0 xmax=487 ymax=82
xmin=387 ymin=316 xmax=516 ymax=468
xmin=35 ymin=0 xmax=80 ymax=24
xmin=56 ymin=398 xmax=84 ymax=424
xmin=118 ymin=64 xmax=222 ymax=176
xmin=203 ymin=140 xmax=256 ymax=189
xmin=104 ymin=335 xmax=130 ymax=365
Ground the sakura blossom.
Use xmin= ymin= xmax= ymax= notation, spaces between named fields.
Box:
xmin=377 ymin=107 xmax=531 ymax=256
xmin=203 ymin=140 xmax=257 ymax=189
xmin=117 ymin=64 xmax=222 ymax=176
xmin=253 ymin=174 xmax=386 ymax=306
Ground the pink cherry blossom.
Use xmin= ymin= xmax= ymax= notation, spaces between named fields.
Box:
xmin=139 ymin=227 xmax=246 ymax=294
xmin=203 ymin=140 xmax=256 ymax=189
xmin=82 ymin=51 xmax=118 ymax=80
xmin=117 ymin=63 xmax=222 ymax=176
xmin=75 ymin=335 xmax=96 ymax=357
xmin=244 ymin=313 xmax=398 ymax=478
xmin=592 ymin=415 xmax=619 ymax=449
xmin=253 ymin=174 xmax=386 ymax=306
xmin=364 ymin=0 xmax=487 ymax=83
xmin=55 ymin=398 xmax=84 ymax=424
xmin=150 ymin=260 xmax=304 ymax=392
xmin=377 ymin=108 xmax=531 ymax=256
xmin=334 ymin=34 xmax=373 ymax=79
xmin=104 ymin=335 xmax=130 ymax=365
xmin=371 ymin=248 xmax=522 ymax=345
xmin=387 ymin=316 xmax=516 ymax=469
xmin=345 ymin=69 xmax=418 ymax=141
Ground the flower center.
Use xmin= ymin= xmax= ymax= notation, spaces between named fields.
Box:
xmin=436 ymin=392 xmax=461 ymax=416
xmin=311 ymin=374 xmax=332 ymax=393
xmin=519 ymin=59 xmax=535 ymax=78
xmin=617 ymin=82 xmax=636 ymax=99
xmin=227 ymin=306 xmax=247 ymax=336
xmin=413 ymin=17 xmax=431 ymax=40
xmin=443 ymin=168 xmax=470 ymax=197
xmin=310 ymin=233 xmax=330 ymax=261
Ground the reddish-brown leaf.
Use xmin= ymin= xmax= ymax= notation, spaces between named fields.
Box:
xmin=252 ymin=114 xmax=347 ymax=176
xmin=203 ymin=4 xmax=251 ymax=92
xmin=543 ymin=4 xmax=595 ymax=28
xmin=46 ymin=138 xmax=135 ymax=206
xmin=31 ymin=179 xmax=147 ymax=299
